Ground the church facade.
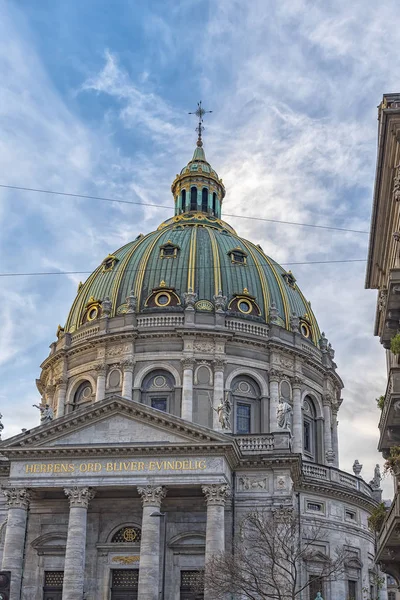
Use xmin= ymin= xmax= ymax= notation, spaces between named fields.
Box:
xmin=0 ymin=128 xmax=382 ymax=600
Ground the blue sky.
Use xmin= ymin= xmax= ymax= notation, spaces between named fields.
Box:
xmin=0 ymin=0 xmax=398 ymax=495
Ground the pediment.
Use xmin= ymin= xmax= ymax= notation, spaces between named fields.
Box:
xmin=0 ymin=396 xmax=230 ymax=451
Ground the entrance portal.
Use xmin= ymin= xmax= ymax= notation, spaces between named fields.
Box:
xmin=111 ymin=569 xmax=139 ymax=600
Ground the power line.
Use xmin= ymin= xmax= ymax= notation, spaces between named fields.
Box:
xmin=0 ymin=183 xmax=370 ymax=235
xmin=0 ymin=259 xmax=367 ymax=278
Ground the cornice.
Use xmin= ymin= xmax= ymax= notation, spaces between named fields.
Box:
xmin=298 ymin=480 xmax=378 ymax=512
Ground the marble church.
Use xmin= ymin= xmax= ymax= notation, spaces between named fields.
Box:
xmin=0 ymin=112 xmax=383 ymax=600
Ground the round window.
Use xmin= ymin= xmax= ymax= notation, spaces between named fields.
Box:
xmin=300 ymin=322 xmax=310 ymax=338
xmin=238 ymin=381 xmax=250 ymax=393
xmin=155 ymin=292 xmax=171 ymax=307
xmin=238 ymin=300 xmax=251 ymax=314
xmin=88 ymin=307 xmax=98 ymax=320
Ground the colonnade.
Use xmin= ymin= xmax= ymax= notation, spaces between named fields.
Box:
xmin=1 ymin=483 xmax=231 ymax=600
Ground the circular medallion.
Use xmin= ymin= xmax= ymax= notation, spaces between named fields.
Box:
xmin=154 ymin=375 xmax=166 ymax=388
xmin=238 ymin=381 xmax=250 ymax=393
xmin=123 ymin=528 xmax=138 ymax=542
xmin=82 ymin=385 xmax=92 ymax=399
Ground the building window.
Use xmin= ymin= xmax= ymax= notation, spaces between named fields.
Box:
xmin=72 ymin=381 xmax=92 ymax=411
xmin=228 ymin=247 xmax=247 ymax=265
xmin=308 ymin=575 xmax=324 ymax=599
xmin=388 ymin=592 xmax=396 ymax=600
xmin=303 ymin=396 xmax=317 ymax=459
xmin=236 ymin=403 xmax=251 ymax=433
xmin=212 ymin=192 xmax=217 ymax=215
xmin=180 ymin=570 xmax=204 ymax=599
xmin=160 ymin=241 xmax=179 ymax=259
xmin=43 ymin=571 xmax=64 ymax=600
xmin=142 ymin=370 xmax=175 ymax=414
xmin=190 ymin=186 xmax=197 ymax=211
xmin=307 ymin=502 xmax=322 ymax=512
xmin=151 ymin=397 xmax=167 ymax=412
xmin=202 ymin=188 xmax=208 ymax=212
xmin=345 ymin=510 xmax=356 ymax=521
xmin=348 ymin=580 xmax=357 ymax=599
xmin=181 ymin=189 xmax=186 ymax=212
xmin=112 ymin=570 xmax=139 ymax=593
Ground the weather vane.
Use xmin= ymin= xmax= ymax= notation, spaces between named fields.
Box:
xmin=188 ymin=101 xmax=212 ymax=147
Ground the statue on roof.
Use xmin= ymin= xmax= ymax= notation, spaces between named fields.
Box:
xmin=33 ymin=403 xmax=54 ymax=425
xmin=0 ymin=413 xmax=4 ymax=440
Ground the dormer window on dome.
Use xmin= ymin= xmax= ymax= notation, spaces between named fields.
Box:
xmin=160 ymin=240 xmax=179 ymax=259
xmin=228 ymin=247 xmax=247 ymax=265
xmin=300 ymin=316 xmax=312 ymax=339
xmin=102 ymin=254 xmax=119 ymax=272
xmin=228 ymin=289 xmax=261 ymax=317
xmin=144 ymin=282 xmax=181 ymax=310
xmin=81 ymin=297 xmax=102 ymax=324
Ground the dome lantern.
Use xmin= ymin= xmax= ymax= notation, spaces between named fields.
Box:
xmin=171 ymin=102 xmax=225 ymax=218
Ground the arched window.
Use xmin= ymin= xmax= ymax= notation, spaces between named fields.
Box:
xmin=303 ymin=396 xmax=317 ymax=459
xmin=231 ymin=376 xmax=261 ymax=434
xmin=181 ymin=189 xmax=186 ymax=212
xmin=72 ymin=381 xmax=92 ymax=411
xmin=190 ymin=187 xmax=197 ymax=211
xmin=212 ymin=192 xmax=217 ymax=215
xmin=111 ymin=526 xmax=142 ymax=544
xmin=202 ymin=188 xmax=208 ymax=212
xmin=141 ymin=369 xmax=176 ymax=414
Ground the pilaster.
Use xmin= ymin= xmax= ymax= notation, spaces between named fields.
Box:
xmin=202 ymin=484 xmax=231 ymax=563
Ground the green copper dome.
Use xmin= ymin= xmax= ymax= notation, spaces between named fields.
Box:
xmin=64 ymin=208 xmax=320 ymax=345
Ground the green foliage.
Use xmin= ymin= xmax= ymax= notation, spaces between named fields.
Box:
xmin=384 ymin=446 xmax=400 ymax=476
xmin=376 ymin=395 xmax=385 ymax=410
xmin=390 ymin=332 xmax=400 ymax=355
xmin=367 ymin=503 xmax=386 ymax=532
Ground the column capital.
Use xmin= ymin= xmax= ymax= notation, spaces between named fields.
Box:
xmin=95 ymin=363 xmax=107 ymax=376
xmin=121 ymin=358 xmax=135 ymax=370
xmin=2 ymin=487 xmax=32 ymax=509
xmin=213 ymin=358 xmax=226 ymax=372
xmin=269 ymin=368 xmax=283 ymax=383
xmin=202 ymin=483 xmax=231 ymax=506
xmin=55 ymin=376 xmax=68 ymax=388
xmin=137 ymin=485 xmax=167 ymax=506
xmin=322 ymin=392 xmax=333 ymax=406
xmin=46 ymin=383 xmax=57 ymax=394
xmin=291 ymin=376 xmax=302 ymax=389
xmin=64 ymin=486 xmax=96 ymax=508
xmin=181 ymin=356 xmax=195 ymax=370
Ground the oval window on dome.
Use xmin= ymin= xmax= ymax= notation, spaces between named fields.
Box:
xmin=88 ymin=307 xmax=98 ymax=321
xmin=300 ymin=321 xmax=311 ymax=338
xmin=238 ymin=300 xmax=252 ymax=314
xmin=155 ymin=292 xmax=171 ymax=307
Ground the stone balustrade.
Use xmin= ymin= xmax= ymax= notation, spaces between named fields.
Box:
xmin=225 ymin=319 xmax=269 ymax=337
xmin=137 ymin=315 xmax=184 ymax=328
xmin=302 ymin=463 xmax=374 ymax=498
xmin=235 ymin=432 xmax=291 ymax=453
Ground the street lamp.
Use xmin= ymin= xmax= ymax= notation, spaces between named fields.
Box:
xmin=150 ymin=510 xmax=167 ymax=599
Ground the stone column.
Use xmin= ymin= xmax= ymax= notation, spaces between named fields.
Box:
xmin=213 ymin=359 xmax=226 ymax=430
xmin=291 ymin=377 xmax=303 ymax=454
xmin=269 ymin=369 xmax=281 ymax=431
xmin=2 ymin=487 xmax=32 ymax=600
xmin=62 ymin=486 xmax=96 ymax=600
xmin=137 ymin=485 xmax=167 ymax=600
xmin=122 ymin=359 xmax=134 ymax=400
xmin=181 ymin=357 xmax=195 ymax=421
xmin=55 ymin=378 xmax=68 ymax=418
xmin=323 ymin=394 xmax=334 ymax=464
xmin=332 ymin=407 xmax=339 ymax=466
xmin=202 ymin=484 xmax=231 ymax=564
xmin=95 ymin=364 xmax=107 ymax=402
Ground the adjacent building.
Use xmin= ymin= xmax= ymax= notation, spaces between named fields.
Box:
xmin=366 ymin=93 xmax=400 ymax=587
xmin=0 ymin=129 xmax=382 ymax=600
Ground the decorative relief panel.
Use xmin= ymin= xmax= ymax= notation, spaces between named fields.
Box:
xmin=237 ymin=474 xmax=269 ymax=492
xmin=108 ymin=344 xmax=131 ymax=358
xmin=194 ymin=339 xmax=214 ymax=353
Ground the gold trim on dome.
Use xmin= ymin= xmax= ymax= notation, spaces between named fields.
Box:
xmin=157 ymin=213 xmax=237 ymax=234
xmin=110 ymin=231 xmax=154 ymax=317
xmin=206 ymin=227 xmax=222 ymax=296
xmin=133 ymin=230 xmax=166 ymax=306
xmin=187 ymin=226 xmax=197 ymax=292
xmin=237 ymin=238 xmax=270 ymax=321
xmin=102 ymin=253 xmax=119 ymax=273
